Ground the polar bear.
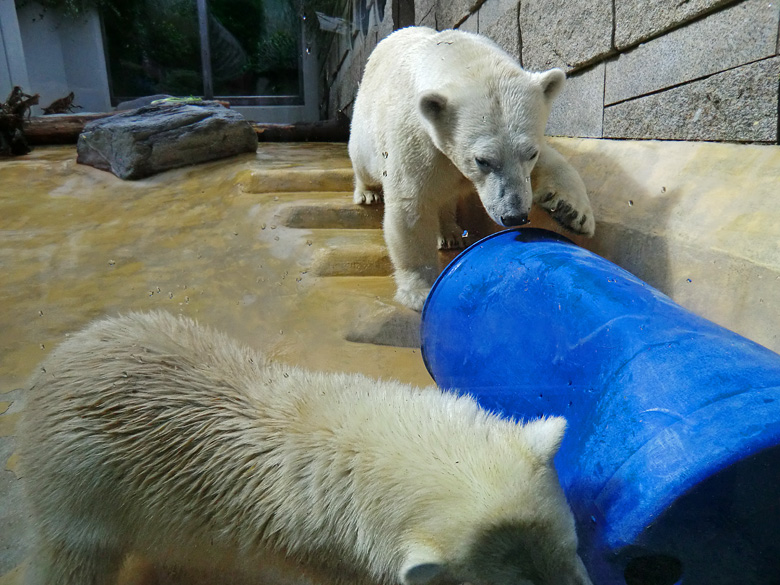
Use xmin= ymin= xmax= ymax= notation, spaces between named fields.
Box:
xmin=349 ymin=27 xmax=595 ymax=310
xmin=20 ymin=311 xmax=593 ymax=585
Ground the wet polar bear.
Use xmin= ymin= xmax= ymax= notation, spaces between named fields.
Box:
xmin=20 ymin=311 xmax=592 ymax=585
xmin=349 ymin=27 xmax=595 ymax=310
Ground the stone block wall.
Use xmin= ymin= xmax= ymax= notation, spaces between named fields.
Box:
xmin=320 ymin=0 xmax=779 ymax=143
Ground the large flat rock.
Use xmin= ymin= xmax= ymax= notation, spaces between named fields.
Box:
xmin=76 ymin=102 xmax=257 ymax=180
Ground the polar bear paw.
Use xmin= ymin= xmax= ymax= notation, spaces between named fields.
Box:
xmin=394 ymin=286 xmax=429 ymax=312
xmin=538 ymin=190 xmax=596 ymax=237
xmin=353 ymin=189 xmax=383 ymax=205
xmin=394 ymin=269 xmax=436 ymax=312
xmin=438 ymin=225 xmax=466 ymax=250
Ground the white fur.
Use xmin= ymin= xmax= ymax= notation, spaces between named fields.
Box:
xmin=349 ymin=27 xmax=595 ymax=311
xmin=20 ymin=311 xmax=592 ymax=585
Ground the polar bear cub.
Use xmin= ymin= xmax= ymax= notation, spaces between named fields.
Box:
xmin=20 ymin=311 xmax=592 ymax=585
xmin=349 ymin=27 xmax=595 ymax=310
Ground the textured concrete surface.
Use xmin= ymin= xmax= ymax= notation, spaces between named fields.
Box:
xmin=435 ymin=0 xmax=473 ymax=28
xmin=519 ymin=0 xmax=613 ymax=71
xmin=2 ymin=138 xmax=780 ymax=584
xmin=614 ymin=0 xmax=739 ymax=49
xmin=481 ymin=2 xmax=521 ymax=61
xmin=416 ymin=0 xmax=437 ymax=28
xmin=477 ymin=0 xmax=518 ymax=32
xmin=603 ymin=56 xmax=780 ymax=142
xmin=458 ymin=12 xmax=478 ymax=32
xmin=547 ymin=64 xmax=605 ymax=138
xmin=605 ymin=0 xmax=780 ymax=105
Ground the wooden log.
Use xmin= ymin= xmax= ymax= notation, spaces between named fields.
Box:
xmin=24 ymin=113 xmax=116 ymax=144
xmin=253 ymin=117 xmax=350 ymax=143
xmin=23 ymin=113 xmax=350 ymax=145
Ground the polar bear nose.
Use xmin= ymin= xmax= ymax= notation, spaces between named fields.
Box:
xmin=500 ymin=214 xmax=529 ymax=227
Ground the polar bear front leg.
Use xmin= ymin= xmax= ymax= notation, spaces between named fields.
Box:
xmin=353 ymin=167 xmax=384 ymax=205
xmin=383 ymin=201 xmax=441 ymax=311
xmin=532 ymin=143 xmax=595 ymax=236
xmin=437 ymin=198 xmax=466 ymax=249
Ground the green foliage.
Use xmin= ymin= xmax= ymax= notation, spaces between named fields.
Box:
xmin=255 ymin=28 xmax=297 ymax=73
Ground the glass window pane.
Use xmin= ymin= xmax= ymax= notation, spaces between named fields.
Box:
xmin=210 ymin=0 xmax=301 ymax=98
xmin=102 ymin=0 xmax=203 ymax=103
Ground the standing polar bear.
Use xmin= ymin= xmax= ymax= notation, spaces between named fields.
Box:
xmin=349 ymin=27 xmax=595 ymax=310
xmin=20 ymin=311 xmax=593 ymax=585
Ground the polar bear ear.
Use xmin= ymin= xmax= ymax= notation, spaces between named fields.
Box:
xmin=418 ymin=91 xmax=449 ymax=123
xmin=536 ymin=68 xmax=566 ymax=102
xmin=400 ymin=546 xmax=445 ymax=585
xmin=520 ymin=416 xmax=567 ymax=463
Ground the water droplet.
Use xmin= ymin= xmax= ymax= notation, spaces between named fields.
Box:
xmin=40 ymin=343 xmax=45 ymax=349
xmin=382 ymin=151 xmax=388 ymax=158
xmin=661 ymin=186 xmax=667 ymax=193
xmin=270 ymin=225 xmax=277 ymax=229
xmin=525 ymin=176 xmax=531 ymax=183
xmin=38 ymin=310 xmax=43 ymax=316
xmin=122 ymin=371 xmax=129 ymax=378
xmin=628 ymin=200 xmax=634 ymax=206
xmin=156 ymin=287 xmax=161 ymax=293
xmin=687 ymin=278 xmax=692 ymax=283
xmin=306 ymin=240 xmax=313 ymax=246
xmin=108 ymin=259 xmax=116 ymax=266
xmin=305 ymin=47 xmax=311 ymax=55
xmin=382 ymin=170 xmax=387 ymax=177
xmin=261 ymin=223 xmax=267 ymax=230
xmin=168 ymin=292 xmax=173 ymax=299
xmin=461 ymin=230 xmax=469 ymax=237
xmin=274 ymin=236 xmax=280 ymax=241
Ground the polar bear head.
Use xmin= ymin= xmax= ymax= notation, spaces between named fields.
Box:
xmin=418 ymin=68 xmax=565 ymax=227
xmin=397 ymin=416 xmax=593 ymax=585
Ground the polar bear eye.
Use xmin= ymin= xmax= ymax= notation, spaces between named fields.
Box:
xmin=475 ymin=157 xmax=493 ymax=172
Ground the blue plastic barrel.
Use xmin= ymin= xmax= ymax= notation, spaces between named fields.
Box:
xmin=420 ymin=228 xmax=780 ymax=585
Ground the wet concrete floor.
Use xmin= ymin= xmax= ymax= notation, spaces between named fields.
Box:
xmin=0 ymin=143 xmax=437 ymax=584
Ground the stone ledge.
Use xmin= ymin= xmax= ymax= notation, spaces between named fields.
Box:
xmin=238 ymin=168 xmax=354 ymax=193
xmin=279 ymin=200 xmax=383 ymax=229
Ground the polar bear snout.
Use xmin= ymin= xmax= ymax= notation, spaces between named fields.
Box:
xmin=499 ymin=213 xmax=529 ymax=227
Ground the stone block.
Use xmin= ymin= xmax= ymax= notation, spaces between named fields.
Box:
xmin=478 ymin=0 xmax=519 ymax=32
xmin=615 ymin=0 xmax=734 ymax=49
xmin=546 ymin=64 xmax=605 ymax=138
xmin=481 ymin=3 xmax=520 ymax=60
xmin=519 ymin=0 xmax=613 ymax=72
xmin=603 ymin=57 xmax=780 ymax=142
xmin=458 ymin=12 xmax=478 ymax=32
xmin=606 ymin=0 xmax=779 ymax=105
xmin=76 ymin=102 xmax=257 ymax=180
xmin=416 ymin=0 xmax=437 ymax=27
xmin=436 ymin=0 xmax=474 ymax=29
